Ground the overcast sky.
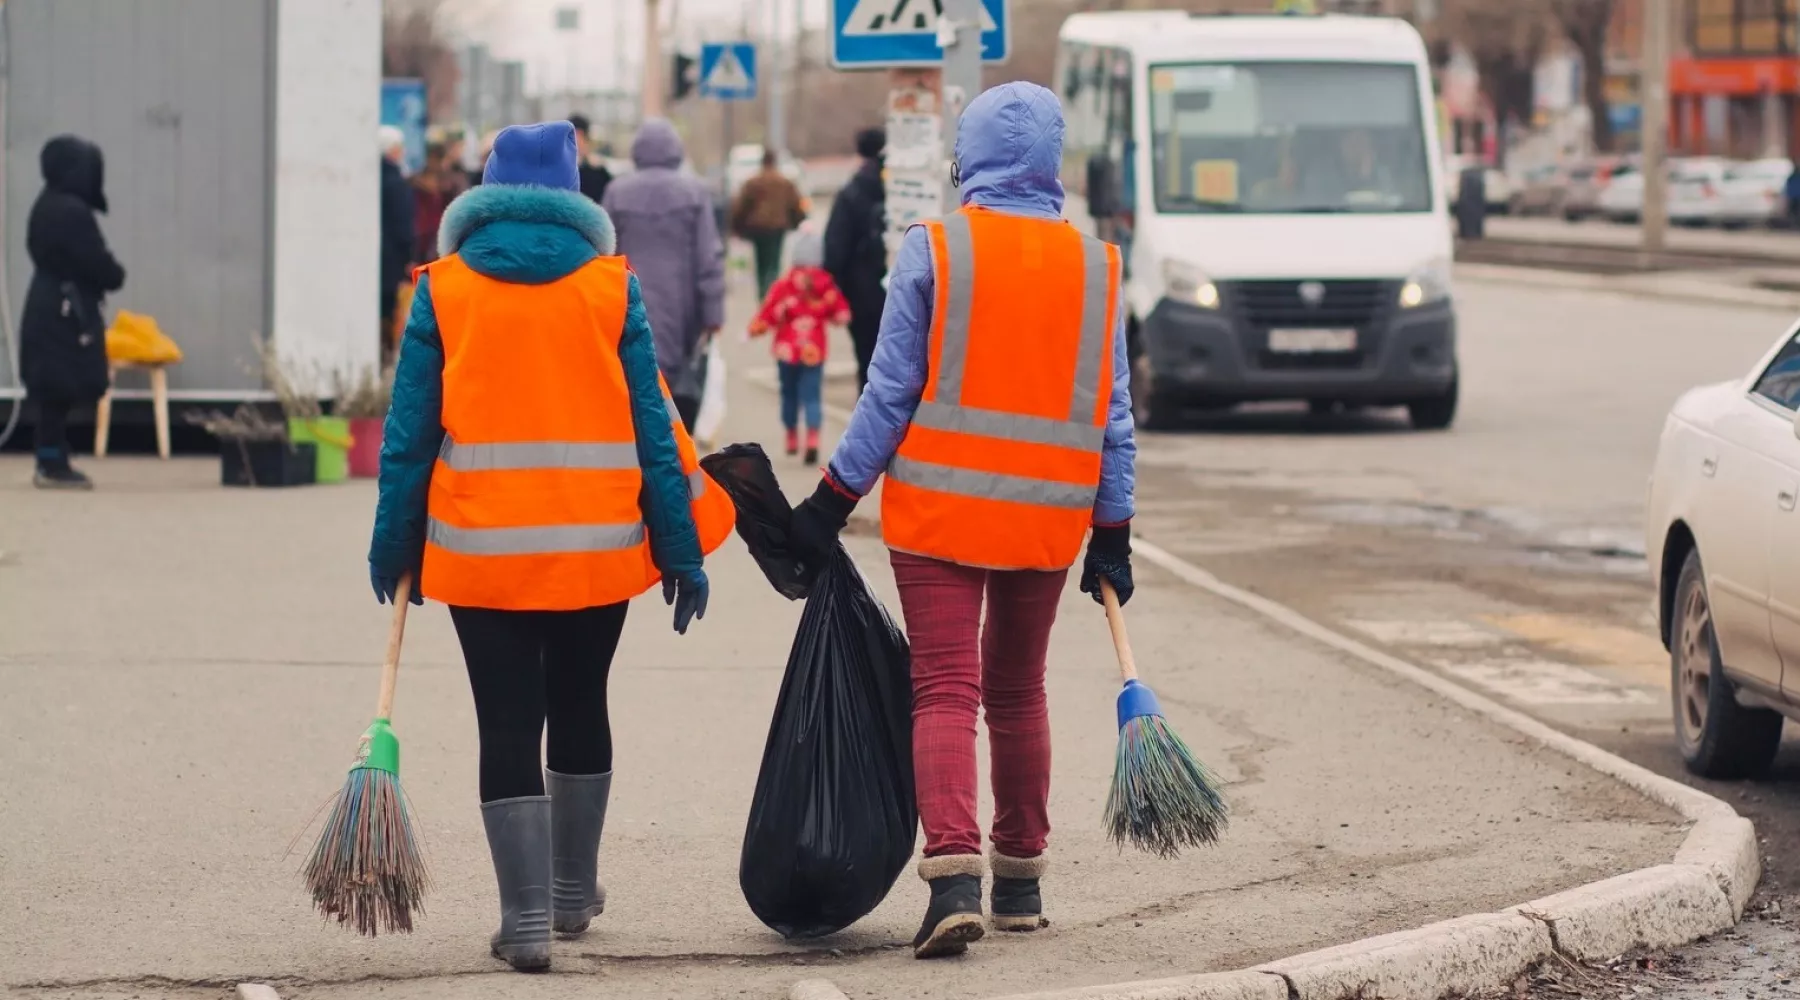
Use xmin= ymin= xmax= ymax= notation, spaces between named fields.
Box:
xmin=438 ymin=0 xmax=832 ymax=95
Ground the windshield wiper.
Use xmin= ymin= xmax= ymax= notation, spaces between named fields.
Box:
xmin=1161 ymin=195 xmax=1243 ymax=212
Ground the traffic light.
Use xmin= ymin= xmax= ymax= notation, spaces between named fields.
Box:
xmin=672 ymin=52 xmax=697 ymax=101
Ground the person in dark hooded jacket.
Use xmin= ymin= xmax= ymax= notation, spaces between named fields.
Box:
xmin=19 ymin=135 xmax=125 ymax=490
xmin=823 ymin=127 xmax=888 ymax=393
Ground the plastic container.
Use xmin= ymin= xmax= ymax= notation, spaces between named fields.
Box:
xmin=288 ymin=417 xmax=353 ymax=483
xmin=221 ymin=440 xmax=317 ymax=487
xmin=347 ymin=417 xmax=383 ymax=478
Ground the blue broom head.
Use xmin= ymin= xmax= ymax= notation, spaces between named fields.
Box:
xmin=1106 ymin=680 xmax=1229 ymax=858
xmin=302 ymin=765 xmax=430 ymax=936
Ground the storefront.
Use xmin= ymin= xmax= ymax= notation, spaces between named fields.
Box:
xmin=1669 ymin=56 xmax=1799 ymax=158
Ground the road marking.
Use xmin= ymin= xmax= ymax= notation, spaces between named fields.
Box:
xmin=1483 ymin=613 xmax=1669 ymax=691
xmin=1347 ymin=619 xmax=1507 ymax=648
xmin=1440 ymin=658 xmax=1658 ymax=706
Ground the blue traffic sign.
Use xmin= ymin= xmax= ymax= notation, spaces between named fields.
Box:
xmin=698 ymin=42 xmax=757 ymax=101
xmin=830 ymin=0 xmax=1009 ymax=69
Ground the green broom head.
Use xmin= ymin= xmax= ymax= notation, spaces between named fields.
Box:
xmin=1104 ymin=680 xmax=1229 ymax=858
xmin=301 ymin=718 xmax=429 ymax=936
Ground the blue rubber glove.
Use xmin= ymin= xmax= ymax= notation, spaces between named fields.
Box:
xmin=1080 ymin=523 xmax=1134 ymax=607
xmin=662 ymin=569 xmax=710 ymax=635
xmin=371 ymin=568 xmax=423 ymax=606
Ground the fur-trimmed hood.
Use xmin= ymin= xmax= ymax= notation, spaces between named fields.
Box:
xmin=438 ymin=183 xmax=616 ymax=258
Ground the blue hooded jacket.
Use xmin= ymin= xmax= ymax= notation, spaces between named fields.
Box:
xmin=826 ymin=82 xmax=1137 ymax=526
xmin=367 ymin=182 xmax=703 ymax=585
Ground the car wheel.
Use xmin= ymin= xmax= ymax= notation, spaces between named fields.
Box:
xmin=1671 ymin=549 xmax=1784 ymax=779
xmin=1131 ymin=352 xmax=1180 ymax=431
xmin=1407 ymin=377 xmax=1458 ymax=430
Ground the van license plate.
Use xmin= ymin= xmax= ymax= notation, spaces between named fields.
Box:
xmin=1269 ymin=328 xmax=1357 ymax=353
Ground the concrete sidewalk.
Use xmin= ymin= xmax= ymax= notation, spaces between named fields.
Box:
xmin=2 ymin=369 xmax=1689 ymax=1000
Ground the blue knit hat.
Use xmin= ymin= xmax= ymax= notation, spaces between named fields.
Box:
xmin=482 ymin=121 xmax=579 ymax=190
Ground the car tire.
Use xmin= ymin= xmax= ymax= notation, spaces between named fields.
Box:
xmin=1131 ymin=352 xmax=1180 ymax=431
xmin=1407 ymin=377 xmax=1458 ymax=431
xmin=1671 ymin=549 xmax=1784 ymax=779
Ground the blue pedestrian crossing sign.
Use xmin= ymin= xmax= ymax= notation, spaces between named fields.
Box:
xmin=830 ymin=0 xmax=1009 ymax=69
xmin=699 ymin=42 xmax=757 ymax=101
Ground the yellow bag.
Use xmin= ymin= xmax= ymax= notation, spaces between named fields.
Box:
xmin=106 ymin=310 xmax=184 ymax=365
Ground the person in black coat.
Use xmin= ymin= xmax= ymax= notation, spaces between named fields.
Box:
xmin=568 ymin=114 xmax=615 ymax=206
xmin=823 ymin=128 xmax=888 ymax=393
xmin=20 ymin=135 xmax=125 ymax=490
xmin=380 ymin=126 xmax=416 ymax=363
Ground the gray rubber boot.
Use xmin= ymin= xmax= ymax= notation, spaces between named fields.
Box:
xmin=480 ymin=796 xmax=552 ymax=971
xmin=546 ymin=769 xmax=612 ymax=935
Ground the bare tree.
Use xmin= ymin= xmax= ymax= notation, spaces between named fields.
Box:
xmin=1549 ymin=0 xmax=1616 ymax=152
xmin=1441 ymin=0 xmax=1550 ymax=164
xmin=383 ymin=0 xmax=461 ymax=125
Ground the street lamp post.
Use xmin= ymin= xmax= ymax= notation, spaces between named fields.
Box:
xmin=1640 ymin=0 xmax=1671 ymax=252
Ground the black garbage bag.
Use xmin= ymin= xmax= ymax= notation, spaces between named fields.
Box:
xmin=700 ymin=443 xmax=816 ymax=600
xmin=702 ymin=443 xmax=918 ymax=939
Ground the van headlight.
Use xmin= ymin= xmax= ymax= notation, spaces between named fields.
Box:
xmin=1399 ymin=258 xmax=1453 ymax=308
xmin=1162 ymin=260 xmax=1220 ymax=309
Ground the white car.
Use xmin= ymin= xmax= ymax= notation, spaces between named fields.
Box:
xmin=1668 ymin=158 xmax=1730 ymax=226
xmin=1717 ymin=157 xmax=1794 ymax=228
xmin=1646 ymin=319 xmax=1800 ymax=778
xmin=1596 ymin=164 xmax=1645 ymax=221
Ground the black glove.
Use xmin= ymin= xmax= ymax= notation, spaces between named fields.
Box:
xmin=1080 ymin=522 xmax=1134 ymax=607
xmin=789 ymin=475 xmax=859 ymax=577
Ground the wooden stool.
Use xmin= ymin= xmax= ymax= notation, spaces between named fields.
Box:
xmin=94 ymin=361 xmax=172 ymax=460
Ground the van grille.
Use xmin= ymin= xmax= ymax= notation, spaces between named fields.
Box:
xmin=1226 ymin=279 xmax=1393 ymax=329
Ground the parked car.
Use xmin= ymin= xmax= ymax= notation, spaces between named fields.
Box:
xmin=1669 ymin=157 xmax=1732 ymax=227
xmin=1717 ymin=157 xmax=1794 ymax=228
xmin=1508 ymin=164 xmax=1567 ymax=216
xmin=1444 ymin=154 xmax=1513 ymax=214
xmin=1562 ymin=156 xmax=1631 ymax=221
xmin=1596 ymin=162 xmax=1645 ymax=221
xmin=1646 ymin=318 xmax=1800 ymax=778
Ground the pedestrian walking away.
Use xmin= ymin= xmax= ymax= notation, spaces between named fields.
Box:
xmin=603 ymin=119 xmax=726 ymax=432
xmin=379 ymin=126 xmax=416 ymax=364
xmin=367 ymin=121 xmax=736 ymax=973
xmin=568 ymin=114 xmax=615 ymax=206
xmin=412 ymin=133 xmax=470 ymax=266
xmin=748 ymin=229 xmax=850 ymax=466
xmin=824 ymin=128 xmax=889 ymax=393
xmin=786 ymin=83 xmax=1137 ymax=960
xmin=731 ymin=148 xmax=808 ymax=300
xmin=19 ymin=135 xmax=125 ymax=491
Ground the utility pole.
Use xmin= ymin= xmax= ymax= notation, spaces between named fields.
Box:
xmin=1640 ymin=0 xmax=1671 ymax=252
xmin=940 ymin=0 xmax=985 ymax=209
xmin=767 ymin=0 xmax=786 ymax=156
xmin=643 ymin=0 xmax=665 ymax=119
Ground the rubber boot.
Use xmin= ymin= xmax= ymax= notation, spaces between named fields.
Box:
xmin=546 ymin=769 xmax=611 ymax=936
xmin=803 ymin=428 xmax=820 ymax=467
xmin=34 ymin=450 xmax=92 ymax=491
xmin=990 ymin=851 xmax=1049 ymax=932
xmin=481 ymin=796 xmax=553 ymax=972
xmin=785 ymin=428 xmax=799 ymax=456
xmin=912 ymin=856 xmax=986 ymax=959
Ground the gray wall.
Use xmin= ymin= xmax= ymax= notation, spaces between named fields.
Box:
xmin=5 ymin=0 xmax=272 ymax=395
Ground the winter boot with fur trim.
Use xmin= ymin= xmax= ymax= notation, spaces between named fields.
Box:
xmin=547 ymin=769 xmax=611 ymax=935
xmin=481 ymin=796 xmax=553 ymax=971
xmin=990 ymin=851 xmax=1050 ymax=931
xmin=912 ymin=855 xmax=987 ymax=959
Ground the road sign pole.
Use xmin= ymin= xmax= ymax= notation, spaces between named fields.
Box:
xmin=1640 ymin=0 xmax=1671 ymax=253
xmin=940 ymin=0 xmax=984 ymax=210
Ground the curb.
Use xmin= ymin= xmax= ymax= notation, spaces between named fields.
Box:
xmin=751 ymin=364 xmax=1759 ymax=1000
xmin=1457 ymin=260 xmax=1800 ymax=312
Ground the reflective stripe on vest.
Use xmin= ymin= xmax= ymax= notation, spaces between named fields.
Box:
xmin=889 ymin=456 xmax=1098 ymax=510
xmin=439 ymin=437 xmax=639 ymax=472
xmin=427 ymin=519 xmax=646 ymax=556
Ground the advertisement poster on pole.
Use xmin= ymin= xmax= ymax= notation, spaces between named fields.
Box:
xmin=884 ymin=85 xmax=945 ymax=251
xmin=381 ymin=78 xmax=429 ymax=176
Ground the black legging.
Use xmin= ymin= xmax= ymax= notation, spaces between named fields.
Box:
xmin=449 ymin=603 xmax=629 ymax=802
xmin=31 ymin=395 xmax=71 ymax=468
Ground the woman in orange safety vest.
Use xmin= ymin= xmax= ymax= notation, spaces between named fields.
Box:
xmin=788 ymin=83 xmax=1138 ymax=959
xmin=368 ymin=121 xmax=733 ymax=972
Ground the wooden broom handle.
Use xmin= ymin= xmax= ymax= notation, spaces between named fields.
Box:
xmin=1101 ymin=580 xmax=1138 ymax=683
xmin=376 ymin=574 xmax=413 ymax=720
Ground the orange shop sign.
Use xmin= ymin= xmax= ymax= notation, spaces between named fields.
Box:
xmin=1669 ymin=57 xmax=1800 ymax=95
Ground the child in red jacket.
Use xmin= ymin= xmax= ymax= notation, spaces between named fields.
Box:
xmin=749 ymin=230 xmax=850 ymax=465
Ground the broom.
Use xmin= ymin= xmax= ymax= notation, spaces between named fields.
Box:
xmin=302 ymin=574 xmax=430 ymax=935
xmin=1100 ymin=580 xmax=1229 ymax=858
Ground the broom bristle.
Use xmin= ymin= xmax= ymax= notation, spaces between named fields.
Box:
xmin=1105 ymin=715 xmax=1229 ymax=858
xmin=302 ymin=767 xmax=429 ymax=936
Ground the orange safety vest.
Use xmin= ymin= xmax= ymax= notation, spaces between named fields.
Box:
xmin=881 ymin=207 xmax=1122 ymax=572
xmin=419 ymin=253 xmax=735 ymax=611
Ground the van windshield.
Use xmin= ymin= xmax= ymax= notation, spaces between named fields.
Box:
xmin=1149 ymin=61 xmax=1433 ymax=215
